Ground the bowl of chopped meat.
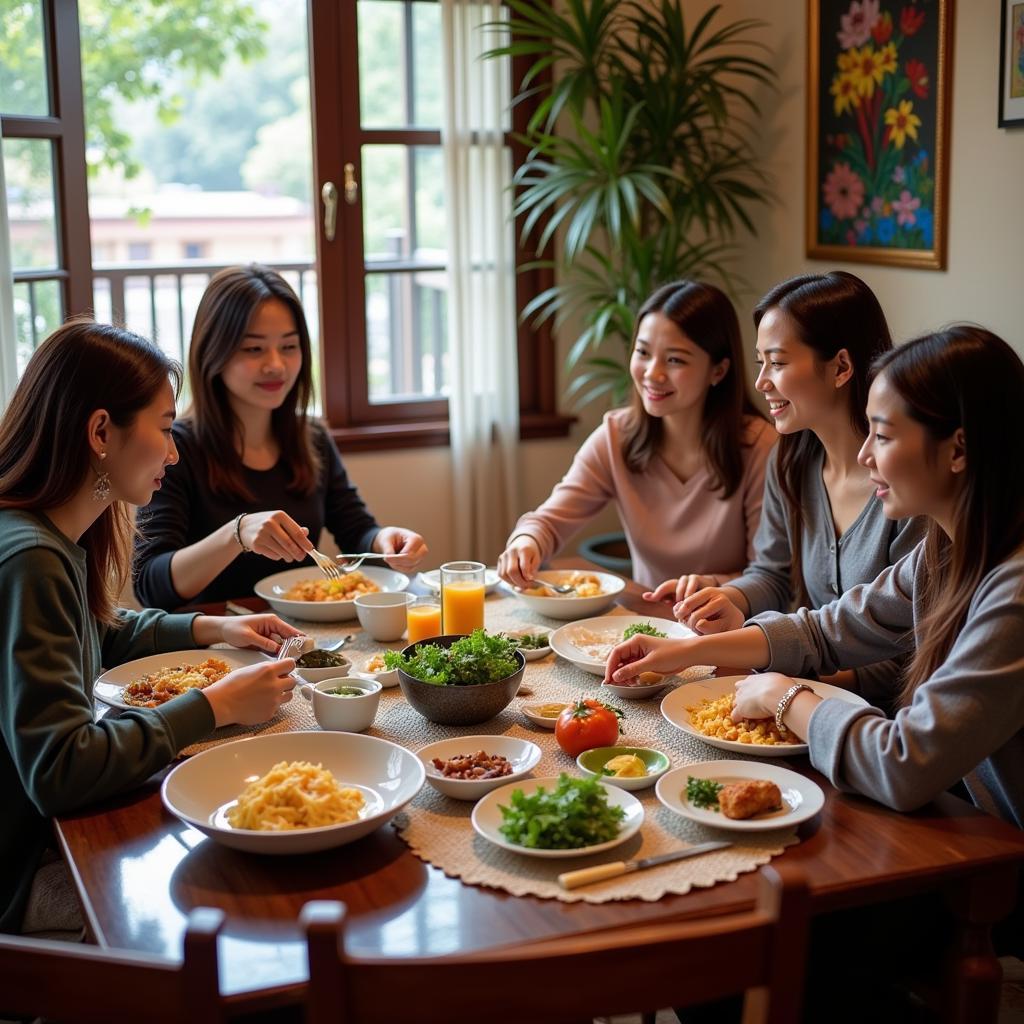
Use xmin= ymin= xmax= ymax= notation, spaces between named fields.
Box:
xmin=415 ymin=735 xmax=542 ymax=801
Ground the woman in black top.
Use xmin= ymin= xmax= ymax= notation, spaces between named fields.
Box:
xmin=134 ymin=265 xmax=427 ymax=609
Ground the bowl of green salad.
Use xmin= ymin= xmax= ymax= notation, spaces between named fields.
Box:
xmin=385 ymin=630 xmax=526 ymax=726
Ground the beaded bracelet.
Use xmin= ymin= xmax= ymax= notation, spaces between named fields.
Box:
xmin=233 ymin=513 xmax=252 ymax=553
xmin=775 ymin=682 xmax=813 ymax=734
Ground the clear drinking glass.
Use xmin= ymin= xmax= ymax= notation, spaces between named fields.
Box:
xmin=440 ymin=561 xmax=485 ymax=635
xmin=406 ymin=595 xmax=442 ymax=644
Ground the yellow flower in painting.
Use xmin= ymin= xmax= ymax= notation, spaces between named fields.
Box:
xmin=830 ymin=71 xmax=860 ymax=115
xmin=837 ymin=50 xmax=858 ymax=73
xmin=884 ymin=100 xmax=922 ymax=149
xmin=877 ymin=42 xmax=898 ymax=77
xmin=848 ymin=45 xmax=885 ymax=98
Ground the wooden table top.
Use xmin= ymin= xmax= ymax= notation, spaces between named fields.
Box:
xmin=57 ymin=566 xmax=1024 ymax=1010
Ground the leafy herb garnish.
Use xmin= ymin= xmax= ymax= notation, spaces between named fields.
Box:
xmin=686 ymin=776 xmax=723 ymax=811
xmin=622 ymin=621 xmax=668 ymax=640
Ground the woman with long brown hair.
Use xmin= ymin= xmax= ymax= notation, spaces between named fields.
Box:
xmin=608 ymin=325 xmax=1024 ymax=826
xmin=0 ymin=320 xmax=302 ymax=933
xmin=498 ymin=280 xmax=775 ymax=590
xmin=648 ymin=271 xmax=924 ymax=699
xmin=134 ymin=264 xmax=427 ymax=609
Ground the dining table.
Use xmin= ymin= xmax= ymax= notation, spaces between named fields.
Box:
xmin=57 ymin=559 xmax=1024 ymax=1021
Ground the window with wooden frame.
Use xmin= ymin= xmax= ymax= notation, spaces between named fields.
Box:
xmin=309 ymin=0 xmax=570 ymax=451
xmin=1 ymin=0 xmax=92 ymax=372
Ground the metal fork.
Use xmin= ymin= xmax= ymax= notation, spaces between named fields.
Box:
xmin=309 ymin=547 xmax=343 ymax=580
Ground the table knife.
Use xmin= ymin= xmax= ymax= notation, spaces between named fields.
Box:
xmin=557 ymin=841 xmax=732 ymax=890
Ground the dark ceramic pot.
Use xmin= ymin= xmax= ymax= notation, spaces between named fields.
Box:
xmin=396 ymin=634 xmax=525 ymax=726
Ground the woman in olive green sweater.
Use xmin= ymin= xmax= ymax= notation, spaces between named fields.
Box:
xmin=0 ymin=321 xmax=303 ymax=933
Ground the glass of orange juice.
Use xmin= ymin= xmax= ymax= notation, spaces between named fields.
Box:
xmin=406 ymin=596 xmax=442 ymax=644
xmin=440 ymin=561 xmax=486 ymax=635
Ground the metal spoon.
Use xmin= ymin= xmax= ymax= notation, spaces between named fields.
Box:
xmin=531 ymin=579 xmax=576 ymax=595
xmin=319 ymin=634 xmax=354 ymax=652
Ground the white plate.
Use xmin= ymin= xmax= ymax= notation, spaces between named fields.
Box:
xmin=417 ymin=735 xmax=542 ymax=801
xmin=549 ymin=615 xmax=712 ymax=678
xmin=254 ymin=566 xmax=410 ymax=622
xmin=521 ymin=701 xmax=571 ymax=729
xmin=471 ymin=776 xmax=643 ymax=859
xmin=502 ymin=569 xmax=626 ymax=621
xmin=661 ymin=676 xmax=870 ymax=757
xmin=93 ymin=648 xmax=270 ymax=710
xmin=504 ymin=626 xmax=553 ymax=662
xmin=419 ymin=567 xmax=501 ymax=594
xmin=656 ymin=761 xmax=825 ymax=832
xmin=161 ymin=731 xmax=425 ymax=854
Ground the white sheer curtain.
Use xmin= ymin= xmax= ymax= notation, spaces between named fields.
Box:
xmin=0 ymin=130 xmax=19 ymax=406
xmin=440 ymin=0 xmax=520 ymax=563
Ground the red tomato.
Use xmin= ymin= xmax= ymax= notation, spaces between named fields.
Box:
xmin=554 ymin=699 xmax=623 ymax=757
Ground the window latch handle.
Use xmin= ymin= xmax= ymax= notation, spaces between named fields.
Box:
xmin=343 ymin=162 xmax=359 ymax=205
xmin=321 ymin=181 xmax=338 ymax=242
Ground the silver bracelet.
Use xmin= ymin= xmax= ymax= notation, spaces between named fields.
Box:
xmin=775 ymin=682 xmax=813 ymax=735
xmin=233 ymin=513 xmax=252 ymax=553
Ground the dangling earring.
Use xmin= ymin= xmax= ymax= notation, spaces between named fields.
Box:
xmin=93 ymin=452 xmax=111 ymax=502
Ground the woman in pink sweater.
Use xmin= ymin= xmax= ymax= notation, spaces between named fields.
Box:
xmin=498 ymin=280 xmax=775 ymax=590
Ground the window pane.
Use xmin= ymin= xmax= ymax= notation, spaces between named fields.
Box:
xmin=366 ymin=270 xmax=447 ymax=403
xmin=0 ymin=1 xmax=50 ymax=117
xmin=78 ymin=0 xmax=317 ymax=401
xmin=12 ymin=279 xmax=62 ymax=375
xmin=361 ymin=145 xmax=445 ymax=263
xmin=4 ymin=137 xmax=59 ymax=271
xmin=358 ymin=1 xmax=442 ymax=129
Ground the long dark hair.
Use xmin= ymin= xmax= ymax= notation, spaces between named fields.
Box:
xmin=187 ymin=264 xmax=319 ymax=500
xmin=753 ymin=271 xmax=893 ymax=607
xmin=0 ymin=320 xmax=181 ymax=624
xmin=621 ymin=280 xmax=764 ymax=497
xmin=873 ymin=326 xmax=1024 ymax=702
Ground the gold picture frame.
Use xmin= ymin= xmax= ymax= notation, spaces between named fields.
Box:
xmin=806 ymin=0 xmax=954 ymax=270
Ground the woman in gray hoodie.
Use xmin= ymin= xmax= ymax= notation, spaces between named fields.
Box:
xmin=607 ymin=325 xmax=1024 ymax=828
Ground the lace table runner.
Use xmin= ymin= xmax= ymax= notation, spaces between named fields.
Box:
xmin=178 ymin=590 xmax=800 ymax=901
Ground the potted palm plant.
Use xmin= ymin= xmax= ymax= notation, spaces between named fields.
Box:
xmin=487 ymin=0 xmax=775 ymax=407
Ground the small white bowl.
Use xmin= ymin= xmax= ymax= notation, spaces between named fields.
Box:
xmin=351 ymin=667 xmax=399 ymax=689
xmin=161 ymin=731 xmax=425 ymax=854
xmin=521 ymin=701 xmax=570 ymax=730
xmin=300 ymin=677 xmax=382 ymax=732
xmin=504 ymin=569 xmax=626 ymax=620
xmin=254 ymin=566 xmax=410 ymax=622
xmin=601 ymin=671 xmax=672 ymax=701
xmin=417 ymin=735 xmax=542 ymax=801
xmin=294 ymin=655 xmax=352 ymax=686
xmin=504 ymin=626 xmax=553 ymax=662
xmin=354 ymin=591 xmax=413 ymax=641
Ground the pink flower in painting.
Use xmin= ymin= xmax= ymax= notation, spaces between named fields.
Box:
xmin=837 ymin=0 xmax=880 ymax=50
xmin=823 ymin=162 xmax=866 ymax=221
xmin=871 ymin=195 xmax=885 ymax=213
xmin=891 ymin=189 xmax=921 ymax=227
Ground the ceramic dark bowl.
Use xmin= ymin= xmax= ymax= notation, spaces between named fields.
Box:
xmin=396 ymin=634 xmax=526 ymax=726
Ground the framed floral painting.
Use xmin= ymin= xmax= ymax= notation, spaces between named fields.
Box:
xmin=806 ymin=0 xmax=953 ymax=269
xmin=999 ymin=0 xmax=1024 ymax=127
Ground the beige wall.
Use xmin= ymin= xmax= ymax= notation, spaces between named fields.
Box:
xmin=718 ymin=0 xmax=1024 ymax=349
xmin=338 ymin=2 xmax=1024 ymax=566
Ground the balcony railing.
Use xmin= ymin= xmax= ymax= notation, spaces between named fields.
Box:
xmin=91 ymin=258 xmax=319 ymax=370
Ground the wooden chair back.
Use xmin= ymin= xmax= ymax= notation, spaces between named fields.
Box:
xmin=0 ymin=907 xmax=226 ymax=1024
xmin=302 ymin=863 xmax=810 ymax=1024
